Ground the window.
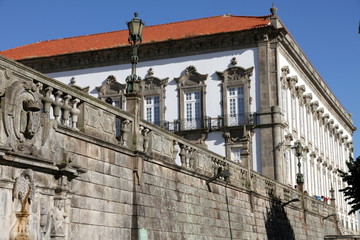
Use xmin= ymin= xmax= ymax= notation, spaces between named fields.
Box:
xmin=291 ymin=96 xmax=297 ymax=129
xmin=96 ymin=75 xmax=126 ymax=109
xmin=281 ymin=88 xmax=288 ymax=122
xmin=144 ymin=96 xmax=160 ymax=125
xmin=307 ymin=112 xmax=311 ymax=142
xmin=141 ymin=69 xmax=168 ymax=125
xmin=299 ymin=105 xmax=304 ymax=135
xmin=184 ymin=91 xmax=201 ymax=129
xmin=175 ymin=66 xmax=207 ymax=133
xmin=230 ymin=147 xmax=242 ymax=163
xmin=285 ymin=150 xmax=291 ymax=184
xmin=216 ymin=62 xmax=254 ymax=127
xmin=227 ymin=87 xmax=245 ymax=126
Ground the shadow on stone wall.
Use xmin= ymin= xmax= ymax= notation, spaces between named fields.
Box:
xmin=265 ymin=191 xmax=295 ymax=240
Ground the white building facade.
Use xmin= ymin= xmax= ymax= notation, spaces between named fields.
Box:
xmin=1 ymin=10 xmax=357 ymax=233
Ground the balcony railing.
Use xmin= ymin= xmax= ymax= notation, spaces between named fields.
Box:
xmin=159 ymin=112 xmax=256 ymax=132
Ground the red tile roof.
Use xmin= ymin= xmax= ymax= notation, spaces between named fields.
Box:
xmin=0 ymin=15 xmax=270 ymax=61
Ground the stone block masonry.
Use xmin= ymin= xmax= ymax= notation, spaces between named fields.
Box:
xmin=0 ymin=55 xmax=340 ymax=239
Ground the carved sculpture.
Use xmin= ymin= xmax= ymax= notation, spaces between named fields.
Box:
xmin=121 ymin=120 xmax=131 ymax=147
xmin=50 ymin=198 xmax=67 ymax=239
xmin=68 ymin=77 xmax=89 ymax=93
xmin=3 ymin=80 xmax=43 ymax=151
xmin=40 ymin=198 xmax=51 ymax=240
xmin=10 ymin=169 xmax=36 ymax=240
xmin=13 ymin=169 xmax=35 ymax=213
xmin=142 ymin=128 xmax=150 ymax=153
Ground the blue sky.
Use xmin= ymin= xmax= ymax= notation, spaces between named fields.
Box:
xmin=1 ymin=0 xmax=359 ymax=156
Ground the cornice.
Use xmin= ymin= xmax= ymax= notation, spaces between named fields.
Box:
xmin=278 ymin=35 xmax=355 ymax=133
xmin=18 ymin=28 xmax=271 ymax=74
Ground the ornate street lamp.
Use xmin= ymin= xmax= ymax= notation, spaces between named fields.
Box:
xmin=293 ymin=141 xmax=304 ymax=192
xmin=126 ymin=12 xmax=145 ymax=93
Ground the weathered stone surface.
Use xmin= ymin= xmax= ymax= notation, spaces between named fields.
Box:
xmin=0 ymin=55 xmax=343 ymax=240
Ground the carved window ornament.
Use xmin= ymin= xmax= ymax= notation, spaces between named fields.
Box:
xmin=280 ymin=66 xmax=290 ymax=88
xmin=286 ymin=75 xmax=298 ymax=92
xmin=295 ymin=85 xmax=306 ymax=105
xmin=223 ymin=125 xmax=252 ymax=165
xmin=303 ymin=93 xmax=312 ymax=110
xmin=175 ymin=65 xmax=208 ymax=130
xmin=216 ymin=58 xmax=254 ymax=124
xmin=310 ymin=101 xmax=319 ymax=115
xmin=96 ymin=75 xmax=126 ymax=109
xmin=316 ymin=107 xmax=324 ymax=121
xmin=322 ymin=113 xmax=330 ymax=127
xmin=140 ymin=68 xmax=169 ymax=125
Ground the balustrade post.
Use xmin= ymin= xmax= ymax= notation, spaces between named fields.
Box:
xmin=61 ymin=95 xmax=72 ymax=126
xmin=52 ymin=91 xmax=63 ymax=122
xmin=71 ymin=99 xmax=81 ymax=130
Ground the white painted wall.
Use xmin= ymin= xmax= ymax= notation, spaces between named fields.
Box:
xmin=206 ymin=132 xmax=225 ymax=157
xmin=48 ymin=48 xmax=260 ymax=158
xmin=278 ymin=50 xmax=357 ymax=231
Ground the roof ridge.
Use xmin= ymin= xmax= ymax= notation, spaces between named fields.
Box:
xmin=144 ymin=14 xmax=271 ymax=29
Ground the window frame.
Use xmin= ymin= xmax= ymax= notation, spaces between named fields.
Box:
xmin=140 ymin=69 xmax=169 ymax=125
xmin=175 ymin=66 xmax=208 ymax=131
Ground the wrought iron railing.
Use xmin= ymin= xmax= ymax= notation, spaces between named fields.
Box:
xmin=159 ymin=112 xmax=256 ymax=132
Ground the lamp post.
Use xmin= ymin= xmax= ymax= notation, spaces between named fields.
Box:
xmin=126 ymin=12 xmax=144 ymax=93
xmin=294 ymin=141 xmax=304 ymax=192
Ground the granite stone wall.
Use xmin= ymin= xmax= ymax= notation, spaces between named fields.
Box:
xmin=0 ymin=55 xmax=341 ymax=240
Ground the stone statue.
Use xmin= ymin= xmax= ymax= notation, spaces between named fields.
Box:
xmin=50 ymin=198 xmax=67 ymax=238
xmin=13 ymin=169 xmax=35 ymax=212
xmin=10 ymin=169 xmax=36 ymax=240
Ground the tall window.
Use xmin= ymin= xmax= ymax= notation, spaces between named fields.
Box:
xmin=299 ymin=105 xmax=304 ymax=135
xmin=285 ymin=150 xmax=291 ymax=184
xmin=228 ymin=87 xmax=245 ymax=126
xmin=307 ymin=112 xmax=311 ymax=142
xmin=281 ymin=88 xmax=287 ymax=122
xmin=230 ymin=147 xmax=242 ymax=163
xmin=291 ymin=96 xmax=297 ymax=129
xmin=184 ymin=91 xmax=201 ymax=129
xmin=144 ymin=96 xmax=160 ymax=125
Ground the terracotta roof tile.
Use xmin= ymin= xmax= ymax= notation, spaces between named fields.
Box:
xmin=0 ymin=15 xmax=270 ymax=60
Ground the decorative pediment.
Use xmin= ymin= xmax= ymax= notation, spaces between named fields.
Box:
xmin=316 ymin=108 xmax=324 ymax=120
xmin=96 ymin=75 xmax=126 ymax=97
xmin=175 ymin=66 xmax=207 ymax=86
xmin=303 ymin=93 xmax=312 ymax=105
xmin=216 ymin=63 xmax=254 ymax=85
xmin=295 ymin=85 xmax=306 ymax=99
xmin=280 ymin=66 xmax=290 ymax=87
xmin=284 ymin=133 xmax=293 ymax=145
xmin=286 ymin=76 xmax=298 ymax=90
xmin=310 ymin=101 xmax=319 ymax=113
xmin=141 ymin=68 xmax=169 ymax=91
xmin=322 ymin=113 xmax=330 ymax=125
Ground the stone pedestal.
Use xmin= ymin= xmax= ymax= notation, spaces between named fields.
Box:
xmin=10 ymin=212 xmax=31 ymax=240
xmin=125 ymin=93 xmax=141 ymax=116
